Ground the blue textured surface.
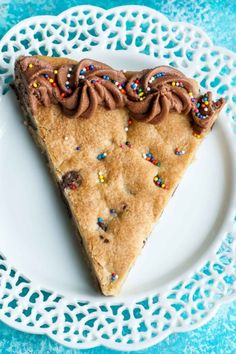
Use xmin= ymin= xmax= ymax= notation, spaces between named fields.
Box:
xmin=0 ymin=1 xmax=236 ymax=353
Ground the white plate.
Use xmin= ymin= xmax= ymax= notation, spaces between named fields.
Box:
xmin=0 ymin=5 xmax=236 ymax=351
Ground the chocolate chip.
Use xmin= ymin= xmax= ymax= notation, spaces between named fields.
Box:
xmin=121 ymin=203 xmax=128 ymax=211
xmin=98 ymin=221 xmax=108 ymax=232
xmin=61 ymin=170 xmax=82 ymax=190
xmin=99 ymin=235 xmax=109 ymax=243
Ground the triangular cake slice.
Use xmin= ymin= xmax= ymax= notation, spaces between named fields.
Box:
xmin=13 ymin=56 xmax=224 ymax=295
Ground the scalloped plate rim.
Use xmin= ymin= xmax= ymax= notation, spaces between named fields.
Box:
xmin=0 ymin=4 xmax=236 ymax=351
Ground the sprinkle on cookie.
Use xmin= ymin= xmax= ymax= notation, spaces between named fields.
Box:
xmin=175 ymin=148 xmax=186 ymax=156
xmin=97 ymin=152 xmax=107 ymax=160
xmin=193 ymin=132 xmax=202 ymax=139
xmin=98 ymin=171 xmax=106 ymax=183
xmin=97 ymin=217 xmax=108 ymax=232
xmin=153 ymin=175 xmax=168 ymax=189
xmin=111 ymin=273 xmax=119 ymax=282
xmin=143 ymin=152 xmax=161 ymax=167
xmin=110 ymin=208 xmax=117 ymax=217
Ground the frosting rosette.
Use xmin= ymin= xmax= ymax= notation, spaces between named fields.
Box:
xmin=15 ymin=57 xmax=225 ymax=132
xmin=125 ymin=66 xmax=199 ymax=124
xmin=17 ymin=57 xmax=127 ymax=117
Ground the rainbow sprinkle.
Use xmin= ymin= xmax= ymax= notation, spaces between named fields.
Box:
xmin=130 ymin=79 xmax=146 ymax=100
xmin=88 ymin=77 xmax=126 ymax=94
xmin=194 ymin=94 xmax=209 ymax=120
xmin=97 ymin=217 xmax=108 ymax=232
xmin=143 ymin=152 xmax=161 ymax=167
xmin=80 ymin=64 xmax=95 ymax=75
xmin=42 ymin=73 xmax=58 ymax=88
xmin=110 ymin=208 xmax=117 ymax=216
xmin=175 ymin=148 xmax=185 ymax=156
xmin=193 ymin=132 xmax=202 ymax=139
xmin=98 ymin=171 xmax=106 ymax=183
xmin=171 ymin=80 xmax=184 ymax=88
xmin=153 ymin=174 xmax=168 ymax=189
xmin=111 ymin=273 xmax=119 ymax=282
xmin=65 ymin=67 xmax=73 ymax=89
xmin=97 ymin=152 xmax=107 ymax=160
xmin=125 ymin=141 xmax=132 ymax=148
xmin=172 ymin=81 xmax=196 ymax=103
xmin=149 ymin=72 xmax=166 ymax=83
xmin=130 ymin=73 xmax=166 ymax=97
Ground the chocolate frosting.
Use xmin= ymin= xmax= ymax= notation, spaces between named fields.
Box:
xmin=125 ymin=66 xmax=197 ymax=123
xmin=15 ymin=57 xmax=225 ymax=132
xmin=126 ymin=66 xmax=225 ymax=131
xmin=17 ymin=56 xmax=127 ymax=118
xmin=192 ymin=91 xmax=225 ymax=133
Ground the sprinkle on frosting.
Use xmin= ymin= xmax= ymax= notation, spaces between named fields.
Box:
xmin=126 ymin=66 xmax=199 ymax=124
xmin=128 ymin=118 xmax=133 ymax=126
xmin=194 ymin=93 xmax=209 ymax=120
xmin=18 ymin=57 xmax=127 ymax=118
xmin=130 ymin=72 xmax=166 ymax=101
xmin=126 ymin=67 xmax=225 ymax=131
xmin=191 ymin=91 xmax=224 ymax=134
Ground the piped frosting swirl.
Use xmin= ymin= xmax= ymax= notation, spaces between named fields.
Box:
xmin=17 ymin=57 xmax=127 ymax=118
xmin=126 ymin=66 xmax=225 ymax=131
xmin=15 ymin=57 xmax=225 ymax=132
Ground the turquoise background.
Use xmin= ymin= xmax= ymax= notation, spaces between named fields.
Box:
xmin=0 ymin=0 xmax=236 ymax=353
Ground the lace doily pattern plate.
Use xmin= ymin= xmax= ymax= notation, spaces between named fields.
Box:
xmin=0 ymin=5 xmax=236 ymax=351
